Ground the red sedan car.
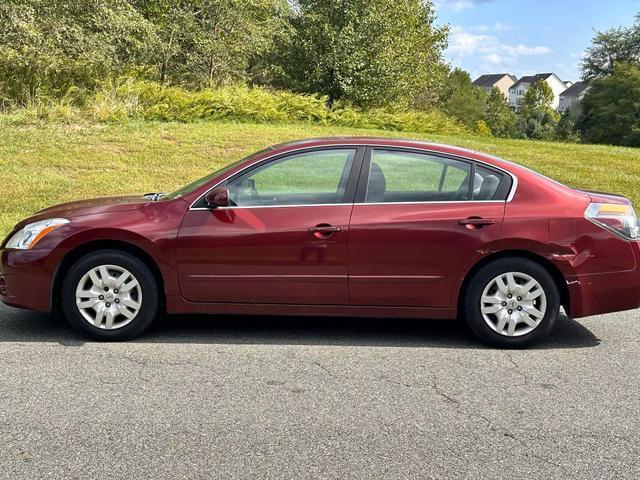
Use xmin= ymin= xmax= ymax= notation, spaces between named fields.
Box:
xmin=2 ymin=137 xmax=639 ymax=347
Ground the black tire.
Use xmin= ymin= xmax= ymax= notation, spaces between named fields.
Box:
xmin=61 ymin=249 xmax=159 ymax=341
xmin=463 ymin=257 xmax=560 ymax=348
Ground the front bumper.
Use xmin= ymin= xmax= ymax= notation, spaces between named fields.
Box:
xmin=0 ymin=248 xmax=58 ymax=312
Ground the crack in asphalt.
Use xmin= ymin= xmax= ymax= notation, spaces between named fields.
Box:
xmin=429 ymin=378 xmax=562 ymax=469
xmin=93 ymin=351 xmax=220 ymax=371
xmin=503 ymin=352 xmax=530 ymax=385
xmin=429 ymin=378 xmax=460 ymax=405
xmin=311 ymin=360 xmax=333 ymax=376
xmin=377 ymin=372 xmax=563 ymax=470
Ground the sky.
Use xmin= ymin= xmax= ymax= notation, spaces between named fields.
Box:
xmin=434 ymin=0 xmax=640 ymax=82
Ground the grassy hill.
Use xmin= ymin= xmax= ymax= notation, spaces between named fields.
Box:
xmin=1 ymin=120 xmax=640 ymax=238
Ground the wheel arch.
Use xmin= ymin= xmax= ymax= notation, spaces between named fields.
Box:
xmin=457 ymin=250 xmax=571 ymax=318
xmin=51 ymin=239 xmax=166 ymax=313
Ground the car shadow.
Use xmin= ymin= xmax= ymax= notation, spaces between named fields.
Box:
xmin=0 ymin=305 xmax=601 ymax=349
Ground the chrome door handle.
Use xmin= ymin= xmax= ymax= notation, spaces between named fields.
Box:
xmin=460 ymin=217 xmax=495 ymax=229
xmin=308 ymin=224 xmax=343 ymax=237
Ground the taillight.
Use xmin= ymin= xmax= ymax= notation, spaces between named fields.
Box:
xmin=585 ymin=203 xmax=640 ymax=240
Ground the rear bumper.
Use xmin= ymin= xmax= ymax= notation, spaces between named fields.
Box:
xmin=569 ymin=269 xmax=640 ymax=318
xmin=568 ymin=241 xmax=640 ymax=318
xmin=0 ymin=248 xmax=58 ymax=312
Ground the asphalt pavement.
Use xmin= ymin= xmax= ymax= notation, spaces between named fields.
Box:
xmin=0 ymin=302 xmax=638 ymax=479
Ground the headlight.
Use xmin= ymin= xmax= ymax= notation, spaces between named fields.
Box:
xmin=5 ymin=218 xmax=70 ymax=249
xmin=585 ymin=203 xmax=640 ymax=240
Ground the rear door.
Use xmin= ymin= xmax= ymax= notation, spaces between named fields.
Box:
xmin=177 ymin=147 xmax=364 ymax=305
xmin=348 ymin=148 xmax=509 ymax=308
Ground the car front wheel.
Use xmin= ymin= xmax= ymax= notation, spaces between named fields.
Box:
xmin=61 ymin=249 xmax=159 ymax=341
xmin=463 ymin=257 xmax=560 ymax=348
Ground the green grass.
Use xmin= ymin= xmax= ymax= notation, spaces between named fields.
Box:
xmin=1 ymin=119 xmax=639 ymax=239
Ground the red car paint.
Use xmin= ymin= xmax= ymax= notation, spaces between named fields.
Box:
xmin=2 ymin=137 xmax=640 ymax=321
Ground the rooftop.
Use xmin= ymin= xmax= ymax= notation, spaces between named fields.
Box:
xmin=472 ymin=74 xmax=517 ymax=88
xmin=560 ymin=81 xmax=590 ymax=97
xmin=510 ymin=73 xmax=561 ymax=91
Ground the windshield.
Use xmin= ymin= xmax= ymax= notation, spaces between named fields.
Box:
xmin=162 ymin=147 xmax=273 ymax=200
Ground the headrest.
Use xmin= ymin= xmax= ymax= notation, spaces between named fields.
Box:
xmin=367 ymin=162 xmax=387 ymax=201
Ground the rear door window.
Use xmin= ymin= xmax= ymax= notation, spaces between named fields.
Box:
xmin=365 ymin=150 xmax=472 ymax=203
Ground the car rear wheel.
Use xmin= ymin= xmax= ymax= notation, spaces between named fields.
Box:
xmin=61 ymin=250 xmax=159 ymax=341
xmin=463 ymin=257 xmax=560 ymax=348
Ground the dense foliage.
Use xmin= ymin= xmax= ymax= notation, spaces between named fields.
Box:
xmin=582 ymin=14 xmax=640 ymax=80
xmin=0 ymin=0 xmax=449 ymax=110
xmin=0 ymin=0 xmax=153 ymax=105
xmin=0 ymin=1 xmax=638 ymax=147
xmin=522 ymin=80 xmax=554 ymax=111
xmin=266 ymin=0 xmax=448 ymax=108
xmin=1 ymin=80 xmax=468 ymax=137
xmin=484 ymin=88 xmax=517 ymax=138
xmin=440 ymin=69 xmax=517 ymax=137
xmin=516 ymin=108 xmax=559 ymax=141
xmin=511 ymin=80 xmax=560 ymax=141
xmin=131 ymin=0 xmax=288 ymax=87
xmin=578 ymin=63 xmax=640 ymax=147
xmin=575 ymin=14 xmax=640 ymax=146
xmin=441 ymin=69 xmax=487 ymax=129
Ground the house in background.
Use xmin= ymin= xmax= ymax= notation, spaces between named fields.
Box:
xmin=508 ymin=73 xmax=568 ymax=111
xmin=559 ymin=81 xmax=591 ymax=115
xmin=472 ymin=74 xmax=517 ymax=99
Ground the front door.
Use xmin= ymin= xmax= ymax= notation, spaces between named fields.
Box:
xmin=177 ymin=147 xmax=362 ymax=304
xmin=348 ymin=148 xmax=508 ymax=308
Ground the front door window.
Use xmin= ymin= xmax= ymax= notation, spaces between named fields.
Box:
xmin=227 ymin=149 xmax=356 ymax=207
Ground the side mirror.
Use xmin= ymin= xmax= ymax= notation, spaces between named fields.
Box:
xmin=204 ymin=187 xmax=229 ymax=208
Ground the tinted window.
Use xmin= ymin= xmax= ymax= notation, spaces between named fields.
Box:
xmin=473 ymin=165 xmax=509 ymax=201
xmin=227 ymin=149 xmax=356 ymax=206
xmin=365 ymin=150 xmax=472 ymax=203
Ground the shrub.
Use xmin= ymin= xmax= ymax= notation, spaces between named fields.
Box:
xmin=0 ymin=80 xmax=469 ymax=136
xmin=474 ymin=120 xmax=492 ymax=136
xmin=516 ymin=108 xmax=559 ymax=141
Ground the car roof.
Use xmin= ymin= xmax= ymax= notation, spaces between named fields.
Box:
xmin=182 ymin=136 xmax=578 ymax=205
xmin=265 ymin=136 xmax=579 ymax=197
xmin=268 ymin=136 xmax=513 ymax=171
xmin=270 ymin=136 xmax=468 ymax=150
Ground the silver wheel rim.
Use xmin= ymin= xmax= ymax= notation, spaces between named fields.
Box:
xmin=480 ymin=272 xmax=547 ymax=337
xmin=75 ymin=265 xmax=142 ymax=330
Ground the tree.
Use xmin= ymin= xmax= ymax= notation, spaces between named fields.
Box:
xmin=132 ymin=0 xmax=289 ymax=87
xmin=182 ymin=0 xmax=289 ymax=87
xmin=0 ymin=0 xmax=154 ymax=105
xmin=267 ymin=0 xmax=449 ymax=107
xmin=515 ymin=109 xmax=558 ymax=141
xmin=577 ymin=62 xmax=640 ymax=147
xmin=0 ymin=0 xmax=290 ymax=103
xmin=485 ymin=87 xmax=517 ymax=138
xmin=555 ymin=109 xmax=580 ymax=142
xmin=440 ymin=72 xmax=517 ymax=138
xmin=522 ymin=80 xmax=554 ymax=111
xmin=516 ymin=80 xmax=559 ymax=140
xmin=582 ymin=14 xmax=640 ymax=79
xmin=441 ymin=68 xmax=487 ymax=128
xmin=131 ymin=0 xmax=191 ymax=84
